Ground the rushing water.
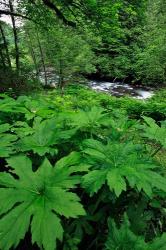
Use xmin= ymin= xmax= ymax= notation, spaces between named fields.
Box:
xmin=89 ymin=80 xmax=154 ymax=100
xmin=39 ymin=70 xmax=154 ymax=100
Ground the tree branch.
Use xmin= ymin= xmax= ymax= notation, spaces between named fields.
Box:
xmin=42 ymin=0 xmax=76 ymax=27
xmin=0 ymin=9 xmax=32 ymax=21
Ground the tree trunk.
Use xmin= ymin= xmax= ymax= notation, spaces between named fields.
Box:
xmin=0 ymin=49 xmax=6 ymax=70
xmin=36 ymin=29 xmax=48 ymax=85
xmin=9 ymin=0 xmax=19 ymax=74
xmin=58 ymin=59 xmax=65 ymax=95
xmin=0 ymin=22 xmax=12 ymax=69
xmin=26 ymin=29 xmax=39 ymax=77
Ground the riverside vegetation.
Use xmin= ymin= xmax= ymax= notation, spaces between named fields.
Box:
xmin=0 ymin=0 xmax=166 ymax=91
xmin=0 ymin=0 xmax=166 ymax=249
xmin=0 ymin=85 xmax=166 ymax=250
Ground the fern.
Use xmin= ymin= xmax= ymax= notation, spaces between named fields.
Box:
xmin=82 ymin=139 xmax=166 ymax=197
xmin=0 ymin=153 xmax=86 ymax=250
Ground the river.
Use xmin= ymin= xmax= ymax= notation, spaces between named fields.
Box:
xmin=39 ymin=70 xmax=154 ymax=100
xmin=89 ymin=80 xmax=154 ymax=100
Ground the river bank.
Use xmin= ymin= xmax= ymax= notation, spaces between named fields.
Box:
xmin=39 ymin=69 xmax=155 ymax=100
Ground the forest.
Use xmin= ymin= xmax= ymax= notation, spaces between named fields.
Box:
xmin=0 ymin=0 xmax=166 ymax=250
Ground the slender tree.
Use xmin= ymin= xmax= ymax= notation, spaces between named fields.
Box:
xmin=0 ymin=45 xmax=6 ymax=70
xmin=0 ymin=21 xmax=12 ymax=68
xmin=9 ymin=0 xmax=19 ymax=74
xmin=25 ymin=28 xmax=39 ymax=77
xmin=36 ymin=29 xmax=48 ymax=85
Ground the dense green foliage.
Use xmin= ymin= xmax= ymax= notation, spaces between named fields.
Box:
xmin=134 ymin=0 xmax=166 ymax=85
xmin=105 ymin=214 xmax=166 ymax=250
xmin=0 ymin=0 xmax=166 ymax=249
xmin=0 ymin=86 xmax=166 ymax=249
xmin=0 ymin=0 xmax=166 ymax=90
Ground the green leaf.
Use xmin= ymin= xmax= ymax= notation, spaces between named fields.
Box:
xmin=70 ymin=106 xmax=110 ymax=134
xmin=16 ymin=118 xmax=75 ymax=156
xmin=143 ymin=116 xmax=166 ymax=148
xmin=82 ymin=139 xmax=166 ymax=196
xmin=105 ymin=214 xmax=166 ymax=250
xmin=12 ymin=121 xmax=34 ymax=137
xmin=82 ymin=170 xmax=107 ymax=196
xmin=0 ymin=96 xmax=27 ymax=114
xmin=55 ymin=151 xmax=81 ymax=169
xmin=105 ymin=214 xmax=147 ymax=250
xmin=0 ymin=123 xmax=10 ymax=133
xmin=149 ymin=233 xmax=166 ymax=250
xmin=107 ymin=169 xmax=126 ymax=197
xmin=0 ymin=154 xmax=85 ymax=250
xmin=0 ymin=134 xmax=17 ymax=157
xmin=0 ymin=202 xmax=33 ymax=250
xmin=31 ymin=201 xmax=63 ymax=250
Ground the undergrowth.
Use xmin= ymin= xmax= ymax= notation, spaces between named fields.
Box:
xmin=0 ymin=85 xmax=166 ymax=250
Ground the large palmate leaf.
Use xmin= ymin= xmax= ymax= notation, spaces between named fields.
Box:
xmin=0 ymin=95 xmax=56 ymax=121
xmin=0 ymin=153 xmax=86 ymax=250
xmin=106 ymin=112 xmax=138 ymax=140
xmin=82 ymin=139 xmax=166 ymax=197
xmin=12 ymin=121 xmax=34 ymax=137
xmin=0 ymin=134 xmax=17 ymax=157
xmin=143 ymin=116 xmax=166 ymax=148
xmin=0 ymin=95 xmax=30 ymax=118
xmin=69 ymin=106 xmax=111 ymax=134
xmin=16 ymin=118 xmax=76 ymax=156
xmin=105 ymin=214 xmax=166 ymax=250
xmin=20 ymin=97 xmax=57 ymax=120
xmin=0 ymin=123 xmax=11 ymax=133
xmin=0 ymin=123 xmax=17 ymax=157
